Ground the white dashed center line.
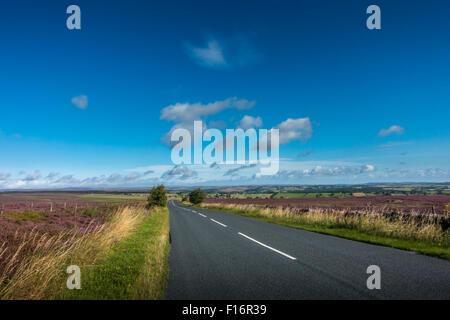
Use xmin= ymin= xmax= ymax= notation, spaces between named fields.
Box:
xmin=210 ymin=219 xmax=227 ymax=227
xmin=198 ymin=213 xmax=207 ymax=217
xmin=238 ymin=232 xmax=297 ymax=260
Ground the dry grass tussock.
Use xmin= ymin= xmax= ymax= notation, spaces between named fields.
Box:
xmin=200 ymin=203 xmax=450 ymax=246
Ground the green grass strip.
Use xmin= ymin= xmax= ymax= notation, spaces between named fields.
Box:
xmin=197 ymin=205 xmax=450 ymax=260
xmin=64 ymin=208 xmax=169 ymax=300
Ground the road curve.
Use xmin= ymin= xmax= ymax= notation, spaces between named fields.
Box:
xmin=166 ymin=201 xmax=450 ymax=299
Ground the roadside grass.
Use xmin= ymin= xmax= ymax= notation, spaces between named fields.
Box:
xmin=63 ymin=208 xmax=170 ymax=300
xmin=0 ymin=206 xmax=170 ymax=300
xmin=193 ymin=203 xmax=450 ymax=260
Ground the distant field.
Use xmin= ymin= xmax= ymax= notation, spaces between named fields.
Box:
xmin=77 ymin=193 xmax=147 ymax=202
xmin=205 ymin=195 xmax=450 ymax=215
xmin=271 ymin=192 xmax=354 ymax=198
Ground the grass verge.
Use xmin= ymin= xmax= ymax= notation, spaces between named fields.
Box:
xmin=194 ymin=203 xmax=450 ymax=260
xmin=63 ymin=207 xmax=170 ymax=300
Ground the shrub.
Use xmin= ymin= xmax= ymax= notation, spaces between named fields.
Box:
xmin=189 ymin=188 xmax=206 ymax=205
xmin=440 ymin=217 xmax=450 ymax=233
xmin=147 ymin=185 xmax=168 ymax=208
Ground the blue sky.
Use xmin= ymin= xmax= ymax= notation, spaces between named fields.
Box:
xmin=0 ymin=0 xmax=449 ymax=188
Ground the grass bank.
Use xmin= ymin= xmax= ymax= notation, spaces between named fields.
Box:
xmin=63 ymin=207 xmax=169 ymax=300
xmin=194 ymin=203 xmax=450 ymax=260
xmin=0 ymin=206 xmax=170 ymax=300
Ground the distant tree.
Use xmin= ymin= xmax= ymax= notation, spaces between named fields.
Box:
xmin=147 ymin=185 xmax=168 ymax=208
xmin=182 ymin=194 xmax=189 ymax=202
xmin=189 ymin=188 xmax=206 ymax=204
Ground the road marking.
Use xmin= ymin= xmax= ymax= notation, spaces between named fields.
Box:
xmin=238 ymin=232 xmax=297 ymax=260
xmin=210 ymin=218 xmax=227 ymax=227
xmin=198 ymin=213 xmax=207 ymax=217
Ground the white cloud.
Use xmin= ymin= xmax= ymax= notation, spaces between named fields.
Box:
xmin=0 ymin=173 xmax=10 ymax=180
xmin=161 ymin=165 xmax=198 ymax=181
xmin=71 ymin=95 xmax=88 ymax=109
xmin=379 ymin=125 xmax=404 ymax=137
xmin=275 ymin=118 xmax=313 ymax=144
xmin=239 ymin=115 xmax=263 ymax=129
xmin=379 ymin=141 xmax=413 ymax=148
xmin=160 ymin=97 xmax=255 ymax=145
xmin=46 ymin=172 xmax=59 ymax=179
xmin=188 ymin=40 xmax=226 ymax=67
xmin=161 ymin=97 xmax=254 ymax=123
xmin=24 ymin=171 xmax=41 ymax=181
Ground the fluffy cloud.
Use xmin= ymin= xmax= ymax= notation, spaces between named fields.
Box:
xmin=160 ymin=97 xmax=255 ymax=145
xmin=239 ymin=115 xmax=263 ymax=129
xmin=275 ymin=118 xmax=313 ymax=144
xmin=161 ymin=97 xmax=255 ymax=123
xmin=71 ymin=95 xmax=88 ymax=110
xmin=379 ymin=125 xmax=404 ymax=137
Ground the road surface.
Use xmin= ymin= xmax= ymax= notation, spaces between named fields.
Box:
xmin=167 ymin=201 xmax=450 ymax=299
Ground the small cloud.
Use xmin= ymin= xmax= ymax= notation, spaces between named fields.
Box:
xmin=71 ymin=95 xmax=88 ymax=109
xmin=297 ymin=150 xmax=314 ymax=158
xmin=161 ymin=165 xmax=198 ymax=181
xmin=380 ymin=141 xmax=413 ymax=148
xmin=46 ymin=172 xmax=59 ymax=179
xmin=223 ymin=164 xmax=257 ymax=177
xmin=361 ymin=164 xmax=376 ymax=173
xmin=0 ymin=173 xmax=11 ymax=180
xmin=187 ymin=39 xmax=226 ymax=68
xmin=186 ymin=35 xmax=261 ymax=70
xmin=210 ymin=162 xmax=219 ymax=169
xmin=239 ymin=115 xmax=263 ymax=129
xmin=379 ymin=125 xmax=404 ymax=137
xmin=24 ymin=171 xmax=41 ymax=181
xmin=276 ymin=118 xmax=313 ymax=144
xmin=55 ymin=175 xmax=76 ymax=184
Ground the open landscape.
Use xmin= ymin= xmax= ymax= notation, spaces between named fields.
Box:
xmin=2 ymin=0 xmax=449 ymax=306
xmin=0 ymin=184 xmax=449 ymax=300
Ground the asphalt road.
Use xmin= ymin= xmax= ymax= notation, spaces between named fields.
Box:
xmin=166 ymin=201 xmax=450 ymax=299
